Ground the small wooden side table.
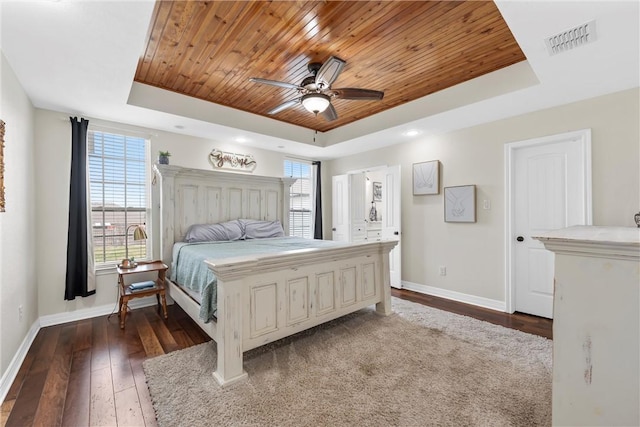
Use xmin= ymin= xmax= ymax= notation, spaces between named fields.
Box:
xmin=117 ymin=260 xmax=168 ymax=329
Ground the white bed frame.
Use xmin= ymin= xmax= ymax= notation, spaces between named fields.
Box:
xmin=154 ymin=164 xmax=397 ymax=387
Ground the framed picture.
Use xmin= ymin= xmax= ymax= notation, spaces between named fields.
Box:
xmin=444 ymin=185 xmax=476 ymax=223
xmin=413 ymin=160 xmax=439 ymax=195
xmin=372 ymin=181 xmax=382 ymax=201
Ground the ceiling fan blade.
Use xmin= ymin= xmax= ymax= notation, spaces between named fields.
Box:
xmin=332 ymin=88 xmax=384 ymax=100
xmin=249 ymin=77 xmax=301 ymax=90
xmin=321 ymin=103 xmax=338 ymax=121
xmin=315 ymin=56 xmax=346 ymax=90
xmin=267 ymin=98 xmax=301 ymax=115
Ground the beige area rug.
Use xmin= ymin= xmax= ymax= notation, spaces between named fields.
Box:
xmin=143 ymin=298 xmax=552 ymax=427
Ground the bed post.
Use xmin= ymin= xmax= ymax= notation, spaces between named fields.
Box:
xmin=206 ymin=259 xmax=254 ymax=387
xmin=212 ymin=277 xmax=248 ymax=387
xmin=280 ymin=177 xmax=295 ymax=236
xmin=153 ymin=164 xmax=178 ymax=268
xmin=376 ymin=241 xmax=396 ymax=316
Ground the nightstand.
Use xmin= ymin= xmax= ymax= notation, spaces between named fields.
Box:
xmin=117 ymin=260 xmax=168 ymax=329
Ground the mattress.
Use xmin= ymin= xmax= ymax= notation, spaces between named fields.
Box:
xmin=171 ymin=236 xmax=346 ymax=323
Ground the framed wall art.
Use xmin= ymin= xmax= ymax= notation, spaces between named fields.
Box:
xmin=413 ymin=160 xmax=440 ymax=195
xmin=444 ymin=184 xmax=476 ymax=223
xmin=372 ymin=181 xmax=382 ymax=201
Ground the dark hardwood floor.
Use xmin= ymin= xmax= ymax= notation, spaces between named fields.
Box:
xmin=1 ymin=290 xmax=552 ymax=427
xmin=391 ymin=288 xmax=553 ymax=339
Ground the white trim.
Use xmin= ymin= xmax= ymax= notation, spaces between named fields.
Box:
xmin=504 ymin=128 xmax=592 ymax=314
xmin=504 ymin=140 xmax=515 ymax=313
xmin=346 ymin=164 xmax=388 ymax=174
xmin=88 ymin=122 xmax=157 ymax=139
xmin=401 ymin=280 xmax=506 ymax=312
xmin=0 ymin=320 xmax=40 ymax=404
xmin=283 ymin=155 xmax=313 ymax=164
xmin=1 ymin=297 xmax=167 ymax=403
xmin=39 ymin=297 xmax=162 ymax=327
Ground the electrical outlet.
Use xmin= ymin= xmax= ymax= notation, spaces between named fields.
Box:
xmin=439 ymin=266 xmax=446 ymax=276
xmin=18 ymin=305 xmax=24 ymax=321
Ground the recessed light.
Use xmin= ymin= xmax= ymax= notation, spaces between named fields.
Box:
xmin=174 ymin=125 xmax=185 ymax=130
xmin=403 ymin=129 xmax=420 ymax=137
xmin=235 ymin=137 xmax=248 ymax=143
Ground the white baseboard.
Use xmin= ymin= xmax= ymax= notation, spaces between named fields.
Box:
xmin=39 ymin=296 xmax=161 ymax=327
xmin=1 ymin=297 xmax=162 ymax=403
xmin=401 ymin=280 xmax=506 ymax=312
xmin=0 ymin=319 xmax=40 ymax=404
xmin=39 ymin=303 xmax=117 ymax=328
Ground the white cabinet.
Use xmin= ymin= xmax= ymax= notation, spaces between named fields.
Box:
xmin=366 ymin=226 xmax=382 ymax=241
xmin=352 ymin=225 xmax=367 ymax=242
xmin=535 ymin=226 xmax=640 ymax=427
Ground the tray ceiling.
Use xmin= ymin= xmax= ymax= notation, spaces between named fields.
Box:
xmin=136 ymin=1 xmax=525 ymax=132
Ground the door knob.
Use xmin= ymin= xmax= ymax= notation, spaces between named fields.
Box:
xmin=516 ymin=236 xmax=524 ymax=242
xmin=394 ymin=231 xmax=399 ymax=235
xmin=332 ymin=228 xmax=336 ymax=231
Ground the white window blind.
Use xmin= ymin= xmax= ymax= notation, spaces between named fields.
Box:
xmin=88 ymin=130 xmax=149 ymax=265
xmin=284 ymin=159 xmax=313 ymax=239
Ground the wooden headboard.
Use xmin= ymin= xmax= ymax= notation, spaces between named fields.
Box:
xmin=153 ymin=164 xmax=295 ymax=267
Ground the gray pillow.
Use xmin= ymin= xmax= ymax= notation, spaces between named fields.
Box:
xmin=184 ymin=220 xmax=244 ymax=242
xmin=240 ymin=219 xmax=285 ymax=239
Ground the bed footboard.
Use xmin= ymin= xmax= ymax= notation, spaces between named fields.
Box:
xmin=206 ymin=240 xmax=397 ymax=387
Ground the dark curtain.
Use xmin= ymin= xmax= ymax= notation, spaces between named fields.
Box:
xmin=65 ymin=117 xmax=94 ymax=300
xmin=312 ymin=161 xmax=323 ymax=239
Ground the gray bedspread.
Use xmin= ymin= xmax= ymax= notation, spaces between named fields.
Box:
xmin=170 ymin=237 xmax=345 ymax=323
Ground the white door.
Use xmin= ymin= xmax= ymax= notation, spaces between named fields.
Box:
xmin=509 ymin=129 xmax=592 ymax=318
xmin=331 ymin=174 xmax=349 ymax=242
xmin=350 ymin=172 xmax=367 ymax=242
xmin=381 ymin=165 xmax=401 ymax=288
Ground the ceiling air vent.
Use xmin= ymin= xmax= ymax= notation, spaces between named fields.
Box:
xmin=545 ymin=20 xmax=597 ymax=56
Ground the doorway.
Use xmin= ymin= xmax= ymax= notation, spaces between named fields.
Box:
xmin=332 ymin=165 xmax=402 ymax=287
xmin=505 ymin=129 xmax=592 ymax=318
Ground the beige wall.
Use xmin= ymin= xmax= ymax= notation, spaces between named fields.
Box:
xmin=326 ymin=88 xmax=640 ymax=303
xmin=34 ymin=109 xmax=289 ymax=317
xmin=0 ymin=52 xmax=37 ymax=376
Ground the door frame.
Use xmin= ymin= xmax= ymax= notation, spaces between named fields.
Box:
xmin=345 ymin=164 xmax=402 ymax=288
xmin=504 ymin=129 xmax=592 ymax=313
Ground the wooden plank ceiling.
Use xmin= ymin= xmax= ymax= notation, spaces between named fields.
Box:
xmin=135 ymin=1 xmax=526 ymax=132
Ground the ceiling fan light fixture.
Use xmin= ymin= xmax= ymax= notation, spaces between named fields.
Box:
xmin=301 ymin=93 xmax=330 ymax=114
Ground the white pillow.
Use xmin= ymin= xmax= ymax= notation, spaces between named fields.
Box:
xmin=184 ymin=220 xmax=244 ymax=242
xmin=240 ymin=219 xmax=285 ymax=239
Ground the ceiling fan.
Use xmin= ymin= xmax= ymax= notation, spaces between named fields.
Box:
xmin=249 ymin=56 xmax=384 ymax=121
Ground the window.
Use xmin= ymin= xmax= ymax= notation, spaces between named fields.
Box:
xmin=284 ymin=159 xmax=313 ymax=239
xmin=88 ymin=130 xmax=149 ymax=265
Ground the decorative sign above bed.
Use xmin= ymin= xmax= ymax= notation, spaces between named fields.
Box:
xmin=208 ymin=149 xmax=257 ymax=172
